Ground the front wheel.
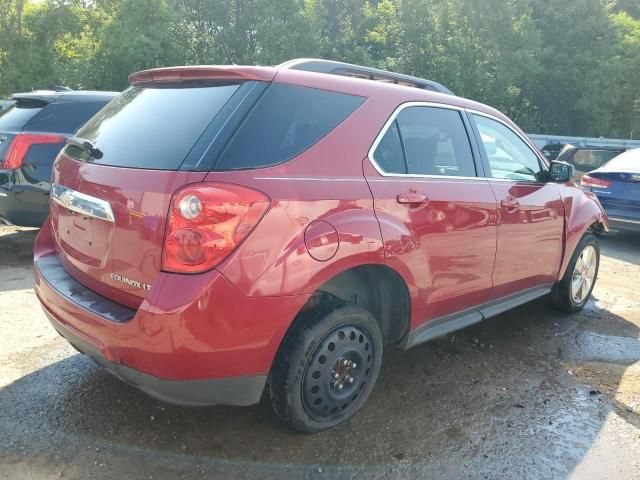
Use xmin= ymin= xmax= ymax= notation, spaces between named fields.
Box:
xmin=268 ymin=303 xmax=383 ymax=433
xmin=550 ymin=232 xmax=600 ymax=312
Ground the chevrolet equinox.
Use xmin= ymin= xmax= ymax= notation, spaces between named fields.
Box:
xmin=34 ymin=59 xmax=608 ymax=432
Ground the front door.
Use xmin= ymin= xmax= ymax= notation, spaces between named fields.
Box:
xmin=364 ymin=104 xmax=498 ymax=326
xmin=470 ymin=113 xmax=565 ymax=300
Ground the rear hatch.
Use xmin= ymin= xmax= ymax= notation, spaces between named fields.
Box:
xmin=50 ymin=74 xmax=273 ymax=308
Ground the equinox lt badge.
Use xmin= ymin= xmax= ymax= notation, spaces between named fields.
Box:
xmin=110 ymin=273 xmax=152 ymax=291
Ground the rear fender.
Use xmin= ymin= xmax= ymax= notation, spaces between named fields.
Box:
xmin=218 ymin=203 xmax=387 ymax=297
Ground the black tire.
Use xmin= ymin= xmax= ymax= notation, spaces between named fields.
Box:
xmin=268 ymin=302 xmax=383 ymax=433
xmin=550 ymin=232 xmax=600 ymax=313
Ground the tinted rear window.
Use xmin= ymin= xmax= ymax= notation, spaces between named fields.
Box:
xmin=215 ymin=84 xmax=364 ymax=170
xmin=0 ymin=101 xmax=44 ymax=131
xmin=66 ymin=83 xmax=242 ymax=170
xmin=25 ymin=101 xmax=111 ymax=134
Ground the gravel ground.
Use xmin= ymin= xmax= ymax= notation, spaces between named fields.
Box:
xmin=0 ymin=224 xmax=639 ymax=479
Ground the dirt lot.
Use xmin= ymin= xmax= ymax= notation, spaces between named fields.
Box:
xmin=0 ymin=224 xmax=639 ymax=479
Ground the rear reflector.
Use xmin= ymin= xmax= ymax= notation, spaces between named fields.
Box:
xmin=2 ymin=133 xmax=64 ymax=169
xmin=162 ymin=183 xmax=270 ymax=274
xmin=581 ymin=175 xmax=611 ymax=189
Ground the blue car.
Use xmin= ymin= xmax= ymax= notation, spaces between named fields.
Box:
xmin=581 ymin=148 xmax=640 ymax=231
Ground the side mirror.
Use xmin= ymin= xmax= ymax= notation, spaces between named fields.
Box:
xmin=548 ymin=160 xmax=575 ymax=183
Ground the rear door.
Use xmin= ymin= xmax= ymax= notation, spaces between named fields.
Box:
xmin=50 ymin=81 xmax=259 ymax=308
xmin=470 ymin=113 xmax=564 ymax=299
xmin=364 ymin=104 xmax=497 ymax=323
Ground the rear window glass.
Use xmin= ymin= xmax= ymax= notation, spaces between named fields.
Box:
xmin=215 ymin=84 xmax=364 ymax=170
xmin=0 ymin=101 xmax=44 ymax=131
xmin=25 ymin=101 xmax=111 ymax=134
xmin=572 ymin=149 xmax=621 ymax=172
xmin=66 ymin=83 xmax=242 ymax=170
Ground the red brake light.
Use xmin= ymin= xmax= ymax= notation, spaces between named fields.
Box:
xmin=162 ymin=183 xmax=270 ymax=274
xmin=2 ymin=133 xmax=64 ymax=169
xmin=581 ymin=175 xmax=611 ymax=189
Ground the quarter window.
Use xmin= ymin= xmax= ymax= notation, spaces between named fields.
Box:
xmin=373 ymin=120 xmax=406 ymax=173
xmin=473 ymin=114 xmax=544 ymax=182
xmin=373 ymin=106 xmax=476 ymax=177
xmin=217 ymin=84 xmax=365 ymax=170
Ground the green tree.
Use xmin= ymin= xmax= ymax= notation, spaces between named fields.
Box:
xmin=604 ymin=12 xmax=640 ymax=138
xmin=2 ymin=0 xmax=640 ymax=139
xmin=529 ymin=0 xmax=617 ymax=136
xmin=94 ymin=0 xmax=183 ymax=89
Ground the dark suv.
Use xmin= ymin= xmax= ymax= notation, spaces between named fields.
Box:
xmin=556 ymin=144 xmax=626 ymax=181
xmin=33 ymin=60 xmax=608 ymax=432
xmin=0 ymin=90 xmax=117 ymax=227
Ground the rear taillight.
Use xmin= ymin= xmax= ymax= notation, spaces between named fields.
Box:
xmin=162 ymin=183 xmax=270 ymax=274
xmin=1 ymin=133 xmax=64 ymax=169
xmin=581 ymin=175 xmax=611 ymax=189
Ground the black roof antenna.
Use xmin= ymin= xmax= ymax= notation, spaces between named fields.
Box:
xmin=215 ymin=26 xmax=237 ymax=66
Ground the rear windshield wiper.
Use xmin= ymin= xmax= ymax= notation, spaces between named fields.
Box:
xmin=66 ymin=136 xmax=103 ymax=159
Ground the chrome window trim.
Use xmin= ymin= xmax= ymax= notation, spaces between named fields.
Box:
xmin=367 ymin=101 xmax=479 ymax=180
xmin=51 ymin=183 xmax=115 ymax=222
xmin=367 ymin=101 xmax=548 ymax=181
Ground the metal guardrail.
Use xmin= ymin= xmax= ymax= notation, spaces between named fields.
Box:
xmin=528 ymin=134 xmax=640 ymax=150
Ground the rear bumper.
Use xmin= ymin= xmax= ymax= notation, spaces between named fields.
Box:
xmin=33 ymin=221 xmax=310 ymax=406
xmin=45 ymin=307 xmax=267 ymax=406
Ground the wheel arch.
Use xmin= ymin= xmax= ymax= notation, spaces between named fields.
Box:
xmin=287 ymin=263 xmax=412 ymax=347
xmin=558 ymin=188 xmax=608 ymax=279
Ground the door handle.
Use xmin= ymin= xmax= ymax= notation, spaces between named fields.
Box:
xmin=397 ymin=193 xmax=429 ymax=205
xmin=500 ymin=197 xmax=520 ymax=212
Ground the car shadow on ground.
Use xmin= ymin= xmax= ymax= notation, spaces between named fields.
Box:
xmin=0 ymin=227 xmax=38 ymax=267
xmin=0 ymin=228 xmax=39 ymax=293
xmin=599 ymin=229 xmax=640 ymax=266
xmin=1 ymin=298 xmax=638 ymax=479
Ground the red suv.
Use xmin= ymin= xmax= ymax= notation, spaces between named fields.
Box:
xmin=34 ymin=59 xmax=608 ymax=432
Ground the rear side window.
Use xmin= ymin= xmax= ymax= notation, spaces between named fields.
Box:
xmin=0 ymin=100 xmax=44 ymax=131
xmin=25 ymin=101 xmax=111 ymax=134
xmin=373 ymin=106 xmax=476 ymax=177
xmin=215 ymin=84 xmax=364 ymax=170
xmin=66 ymin=83 xmax=242 ymax=170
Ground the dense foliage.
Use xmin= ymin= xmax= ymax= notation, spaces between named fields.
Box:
xmin=0 ymin=0 xmax=639 ymax=137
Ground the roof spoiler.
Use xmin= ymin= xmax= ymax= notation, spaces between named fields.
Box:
xmin=279 ymin=58 xmax=453 ymax=95
xmin=128 ymin=66 xmax=277 ymax=85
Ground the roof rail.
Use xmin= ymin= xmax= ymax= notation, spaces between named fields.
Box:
xmin=279 ymin=58 xmax=453 ymax=95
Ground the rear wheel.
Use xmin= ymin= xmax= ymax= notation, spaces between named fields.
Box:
xmin=551 ymin=232 xmax=600 ymax=312
xmin=268 ymin=303 xmax=383 ymax=433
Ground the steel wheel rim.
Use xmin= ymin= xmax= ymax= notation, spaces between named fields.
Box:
xmin=301 ymin=323 xmax=375 ymax=421
xmin=571 ymin=245 xmax=597 ymax=304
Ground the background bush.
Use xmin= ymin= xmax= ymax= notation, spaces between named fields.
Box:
xmin=0 ymin=0 xmax=639 ymax=137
